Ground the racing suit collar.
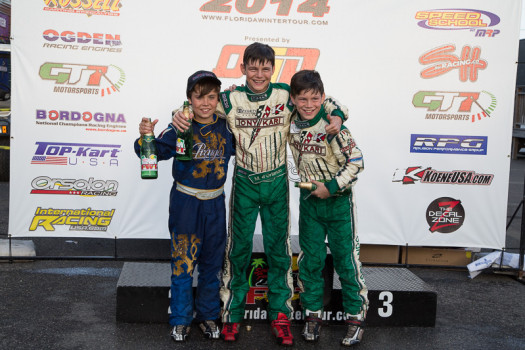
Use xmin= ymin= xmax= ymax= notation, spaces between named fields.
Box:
xmin=293 ymin=105 xmax=326 ymax=129
xmin=245 ymin=82 xmax=273 ymax=102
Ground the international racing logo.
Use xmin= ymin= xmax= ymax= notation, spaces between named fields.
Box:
xmin=29 ymin=207 xmax=115 ymax=232
xmin=419 ymin=44 xmax=487 ymax=82
xmin=415 ymin=9 xmax=500 ymax=36
xmin=412 ymin=91 xmax=496 ymax=123
xmin=426 ymin=197 xmax=465 ymax=233
xmin=213 ymin=45 xmax=320 ymax=84
xmin=393 ymin=167 xmax=493 ymax=185
xmin=31 ymin=141 xmax=120 ymax=167
xmin=39 ymin=62 xmax=126 ymax=97
xmin=43 ymin=0 xmax=122 ymax=16
xmin=31 ymin=176 xmax=118 ymax=196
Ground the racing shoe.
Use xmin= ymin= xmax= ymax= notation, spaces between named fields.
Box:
xmin=271 ymin=313 xmax=294 ymax=346
xmin=302 ymin=310 xmax=322 ymax=342
xmin=170 ymin=325 xmax=190 ymax=342
xmin=341 ymin=314 xmax=364 ymax=347
xmin=220 ymin=322 xmax=240 ymax=342
xmin=199 ymin=320 xmax=220 ymax=339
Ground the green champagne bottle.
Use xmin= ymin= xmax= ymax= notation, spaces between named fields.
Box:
xmin=140 ymin=118 xmax=158 ymax=179
xmin=294 ymin=182 xmax=317 ymax=191
xmin=176 ymin=101 xmax=193 ymax=161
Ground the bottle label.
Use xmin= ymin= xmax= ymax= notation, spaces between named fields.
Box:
xmin=141 ymin=155 xmax=158 ymax=171
xmin=176 ymin=138 xmax=186 ymax=155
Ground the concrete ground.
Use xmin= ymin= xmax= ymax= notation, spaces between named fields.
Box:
xmin=0 ymin=159 xmax=524 ymax=350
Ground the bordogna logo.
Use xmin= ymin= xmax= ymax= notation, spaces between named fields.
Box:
xmin=43 ymin=0 xmax=122 ymax=16
xmin=31 ymin=176 xmax=119 ymax=196
xmin=392 ymin=167 xmax=493 ymax=185
xmin=39 ymin=62 xmax=125 ymax=97
xmin=29 ymin=207 xmax=116 ymax=232
xmin=410 ymin=134 xmax=488 ymax=155
xmin=213 ymin=45 xmax=320 ymax=83
xmin=426 ymin=197 xmax=465 ymax=233
xmin=415 ymin=9 xmax=500 ymax=30
xmin=420 ymin=45 xmax=487 ymax=82
xmin=412 ymin=91 xmax=496 ymax=123
xmin=31 ymin=141 xmax=121 ymax=167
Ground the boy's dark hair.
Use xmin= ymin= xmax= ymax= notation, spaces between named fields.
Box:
xmin=243 ymin=42 xmax=275 ymax=67
xmin=290 ymin=70 xmax=324 ymax=97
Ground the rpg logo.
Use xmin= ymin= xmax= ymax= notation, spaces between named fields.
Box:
xmin=413 ymin=90 xmax=497 ymax=123
xmin=426 ymin=197 xmax=465 ymax=233
xmin=410 ymin=134 xmax=487 ymax=155
xmin=213 ymin=45 xmax=320 ymax=83
xmin=420 ymin=44 xmax=487 ymax=82
xmin=39 ymin=62 xmax=125 ymax=97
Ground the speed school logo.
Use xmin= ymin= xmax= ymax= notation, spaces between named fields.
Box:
xmin=29 ymin=207 xmax=115 ymax=232
xmin=31 ymin=141 xmax=121 ymax=167
xmin=426 ymin=197 xmax=465 ymax=233
xmin=39 ymin=62 xmax=126 ymax=97
xmin=412 ymin=91 xmax=496 ymax=123
xmin=419 ymin=44 xmax=487 ymax=82
xmin=415 ymin=9 xmax=500 ymax=37
xmin=30 ymin=176 xmax=118 ymax=196
xmin=392 ymin=167 xmax=494 ymax=185
xmin=213 ymin=45 xmax=320 ymax=84
xmin=43 ymin=0 xmax=122 ymax=16
xmin=410 ymin=134 xmax=487 ymax=155
xmin=42 ymin=29 xmax=122 ymax=53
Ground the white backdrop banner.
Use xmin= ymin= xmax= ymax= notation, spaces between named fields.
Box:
xmin=10 ymin=1 xmax=521 ymax=249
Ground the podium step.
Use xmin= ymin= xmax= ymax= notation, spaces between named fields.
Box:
xmin=116 ymin=261 xmax=436 ymax=327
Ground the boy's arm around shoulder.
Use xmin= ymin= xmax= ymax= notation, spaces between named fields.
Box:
xmin=322 ymin=96 xmax=349 ymax=135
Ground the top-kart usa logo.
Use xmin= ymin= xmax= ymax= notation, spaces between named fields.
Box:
xmin=420 ymin=44 xmax=487 ymax=82
xmin=31 ymin=141 xmax=121 ymax=167
xmin=39 ymin=62 xmax=125 ymax=97
xmin=415 ymin=9 xmax=500 ymax=30
xmin=213 ymin=45 xmax=319 ymax=84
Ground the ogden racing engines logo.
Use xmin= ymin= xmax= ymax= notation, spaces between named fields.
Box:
xmin=31 ymin=141 xmax=121 ymax=167
xmin=39 ymin=62 xmax=125 ymax=97
xmin=426 ymin=197 xmax=465 ymax=233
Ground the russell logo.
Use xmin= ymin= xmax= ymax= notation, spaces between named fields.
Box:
xmin=426 ymin=197 xmax=465 ymax=233
xmin=43 ymin=0 xmax=122 ymax=16
xmin=415 ymin=9 xmax=500 ymax=31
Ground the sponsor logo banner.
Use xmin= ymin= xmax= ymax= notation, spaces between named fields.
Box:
xmin=393 ymin=167 xmax=493 ymax=185
xmin=35 ymin=110 xmax=127 ymax=133
xmin=426 ymin=197 xmax=465 ymax=233
xmin=415 ymin=9 xmax=500 ymax=31
xmin=31 ymin=141 xmax=121 ymax=167
xmin=39 ymin=62 xmax=125 ymax=97
xmin=29 ymin=207 xmax=116 ymax=232
xmin=410 ymin=134 xmax=487 ymax=155
xmin=419 ymin=45 xmax=487 ymax=82
xmin=42 ymin=29 xmax=122 ymax=53
xmin=412 ymin=90 xmax=496 ymax=123
xmin=43 ymin=0 xmax=122 ymax=17
xmin=31 ymin=176 xmax=119 ymax=196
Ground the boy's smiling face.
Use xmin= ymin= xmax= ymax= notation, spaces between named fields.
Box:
xmin=291 ymin=89 xmax=325 ymax=120
xmin=241 ymin=59 xmax=274 ymax=93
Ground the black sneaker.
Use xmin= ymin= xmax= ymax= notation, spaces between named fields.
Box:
xmin=170 ymin=325 xmax=190 ymax=342
xmin=199 ymin=320 xmax=220 ymax=339
xmin=302 ymin=311 xmax=322 ymax=342
xmin=341 ymin=315 xmax=364 ymax=347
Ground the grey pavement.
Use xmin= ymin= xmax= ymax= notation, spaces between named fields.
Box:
xmin=0 ymin=159 xmax=524 ymax=349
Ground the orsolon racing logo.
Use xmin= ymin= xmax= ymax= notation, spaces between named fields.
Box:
xmin=410 ymin=134 xmax=487 ymax=155
xmin=213 ymin=45 xmax=319 ymax=83
xmin=30 ymin=207 xmax=115 ymax=232
xmin=426 ymin=197 xmax=465 ymax=233
xmin=393 ymin=167 xmax=493 ymax=185
xmin=39 ymin=62 xmax=125 ymax=97
xmin=31 ymin=176 xmax=118 ymax=196
xmin=419 ymin=44 xmax=487 ymax=82
xmin=415 ymin=9 xmax=500 ymax=34
xmin=43 ymin=0 xmax=122 ymax=16
xmin=31 ymin=141 xmax=120 ymax=167
xmin=412 ymin=91 xmax=496 ymax=123
xmin=42 ymin=29 xmax=122 ymax=53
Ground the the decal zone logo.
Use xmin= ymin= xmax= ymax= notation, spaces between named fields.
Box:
xmin=426 ymin=197 xmax=465 ymax=233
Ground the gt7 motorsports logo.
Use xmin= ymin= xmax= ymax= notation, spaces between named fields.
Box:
xmin=31 ymin=141 xmax=121 ymax=167
xmin=43 ymin=0 xmax=122 ymax=16
xmin=30 ymin=207 xmax=115 ymax=232
xmin=426 ymin=197 xmax=465 ymax=234
xmin=420 ymin=45 xmax=487 ymax=82
xmin=213 ymin=45 xmax=319 ymax=83
xmin=410 ymin=134 xmax=487 ymax=155
xmin=392 ymin=167 xmax=493 ymax=185
xmin=39 ymin=62 xmax=125 ymax=97
xmin=415 ymin=9 xmax=500 ymax=30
